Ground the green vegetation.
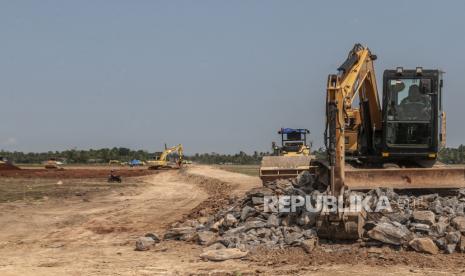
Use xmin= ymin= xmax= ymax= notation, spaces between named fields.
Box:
xmin=2 ymin=145 xmax=465 ymax=165
xmin=0 ymin=148 xmax=268 ymax=165
xmin=217 ymin=165 xmax=260 ymax=176
xmin=439 ymin=145 xmax=465 ymax=164
xmin=0 ymin=148 xmax=151 ymax=164
xmin=189 ymin=151 xmax=265 ymax=165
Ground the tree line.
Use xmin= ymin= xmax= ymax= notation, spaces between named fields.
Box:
xmin=438 ymin=145 xmax=465 ymax=164
xmin=0 ymin=147 xmax=269 ymax=164
xmin=0 ymin=148 xmax=268 ymax=165
xmin=0 ymin=148 xmax=151 ymax=164
xmin=1 ymin=145 xmax=465 ymax=165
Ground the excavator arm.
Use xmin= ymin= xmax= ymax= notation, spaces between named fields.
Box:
xmin=326 ymin=43 xmax=381 ymax=197
xmin=315 ymin=44 xmax=382 ymax=240
xmin=159 ymin=144 xmax=184 ymax=162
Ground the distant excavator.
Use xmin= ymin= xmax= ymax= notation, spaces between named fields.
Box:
xmin=147 ymin=144 xmax=184 ymax=170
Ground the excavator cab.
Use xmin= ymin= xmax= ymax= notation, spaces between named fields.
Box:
xmin=153 ymin=152 xmax=163 ymax=161
xmin=380 ymin=68 xmax=444 ymax=165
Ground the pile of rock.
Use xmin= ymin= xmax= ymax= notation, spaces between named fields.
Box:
xmin=363 ymin=188 xmax=465 ymax=254
xmin=155 ymin=172 xmax=465 ymax=257
xmin=161 ymin=173 xmax=321 ymax=259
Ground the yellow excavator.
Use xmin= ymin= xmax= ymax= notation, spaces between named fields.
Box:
xmin=314 ymin=43 xmax=465 ymax=239
xmin=147 ymin=144 xmax=184 ymax=170
xmin=260 ymin=128 xmax=315 ymax=183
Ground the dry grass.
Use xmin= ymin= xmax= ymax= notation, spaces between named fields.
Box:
xmin=216 ymin=164 xmax=259 ymax=176
xmin=0 ymin=177 xmax=141 ymax=203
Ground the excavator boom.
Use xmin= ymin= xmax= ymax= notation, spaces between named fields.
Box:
xmin=326 ymin=43 xmax=381 ymax=196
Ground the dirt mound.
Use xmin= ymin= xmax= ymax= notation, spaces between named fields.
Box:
xmin=0 ymin=163 xmax=20 ymax=170
xmin=178 ymin=173 xmax=236 ymax=220
xmin=0 ymin=168 xmax=156 ymax=178
xmin=247 ymin=245 xmax=465 ymax=270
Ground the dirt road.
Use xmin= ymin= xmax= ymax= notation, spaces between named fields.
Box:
xmin=0 ymin=166 xmax=258 ymax=275
xmin=0 ymin=169 xmax=200 ymax=274
xmin=0 ymin=166 xmax=463 ymax=275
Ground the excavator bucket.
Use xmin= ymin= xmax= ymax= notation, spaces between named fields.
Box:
xmin=260 ymin=155 xmax=316 ymax=183
xmin=345 ymin=167 xmax=465 ymax=190
xmin=316 ymin=210 xmax=366 ymax=240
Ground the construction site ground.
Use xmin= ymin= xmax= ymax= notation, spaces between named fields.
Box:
xmin=0 ymin=165 xmax=464 ymax=275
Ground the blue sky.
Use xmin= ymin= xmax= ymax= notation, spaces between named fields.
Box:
xmin=1 ymin=0 xmax=464 ymax=154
